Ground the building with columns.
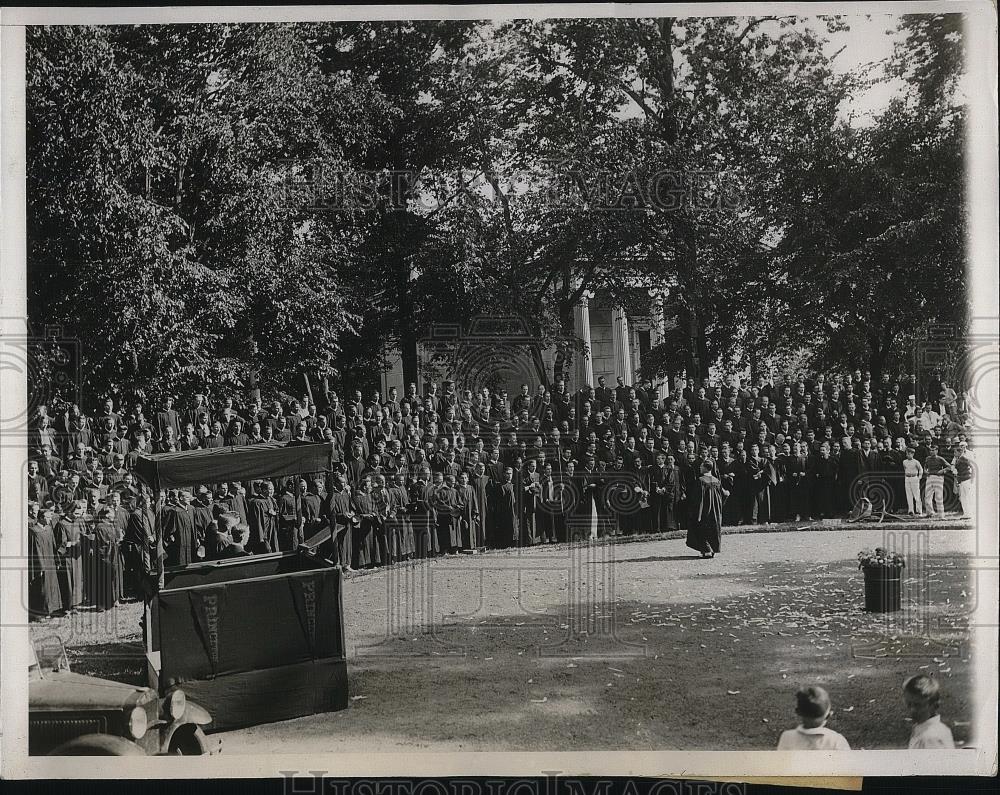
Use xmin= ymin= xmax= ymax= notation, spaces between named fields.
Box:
xmin=379 ymin=289 xmax=672 ymax=401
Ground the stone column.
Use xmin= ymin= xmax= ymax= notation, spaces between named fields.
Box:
xmin=612 ymin=307 xmax=632 ymax=386
xmin=573 ymin=292 xmax=594 ymax=389
xmin=650 ymin=293 xmax=669 ymax=403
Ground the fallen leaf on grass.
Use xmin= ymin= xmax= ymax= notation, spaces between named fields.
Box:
xmin=351 ymin=695 xmax=368 ymax=701
xmin=727 ymin=690 xmax=741 ymax=695
xmin=843 ymin=706 xmax=855 ymax=712
xmin=530 ymin=697 xmax=548 ymax=704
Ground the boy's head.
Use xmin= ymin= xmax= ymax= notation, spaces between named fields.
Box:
xmin=795 ymin=686 xmax=832 ymax=728
xmin=903 ymin=675 xmax=940 ymax=723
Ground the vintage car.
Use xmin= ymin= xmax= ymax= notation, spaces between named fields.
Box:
xmin=29 ymin=636 xmax=219 ymax=755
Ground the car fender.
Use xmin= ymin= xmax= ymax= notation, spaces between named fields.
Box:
xmin=181 ymin=701 xmax=213 ymax=726
xmin=49 ymin=734 xmax=146 ymax=756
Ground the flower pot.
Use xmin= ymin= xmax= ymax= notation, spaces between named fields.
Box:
xmin=863 ymin=567 xmax=902 ymax=612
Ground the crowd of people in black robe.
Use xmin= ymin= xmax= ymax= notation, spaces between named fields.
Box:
xmin=26 ymin=367 xmax=977 ymax=618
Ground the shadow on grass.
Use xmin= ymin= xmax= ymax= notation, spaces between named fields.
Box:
xmin=57 ymin=552 xmax=974 ymax=752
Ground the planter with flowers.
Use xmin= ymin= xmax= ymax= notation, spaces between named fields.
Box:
xmin=858 ymin=548 xmax=905 ymax=612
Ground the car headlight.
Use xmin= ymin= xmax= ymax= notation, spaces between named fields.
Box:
xmin=128 ymin=705 xmax=148 ymax=739
xmin=167 ymin=689 xmax=186 ymax=721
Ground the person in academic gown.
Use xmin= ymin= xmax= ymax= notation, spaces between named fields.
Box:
xmin=521 ymin=460 xmax=542 ymax=546
xmin=471 ymin=464 xmax=491 ymax=549
xmin=651 ymin=453 xmax=682 ymax=531
xmin=679 ymin=452 xmax=702 ymax=531
xmin=685 ymin=462 xmax=729 ymax=558
xmin=85 ymin=507 xmax=118 ymax=611
xmin=718 ymin=452 xmax=741 ymax=526
xmin=300 ymin=479 xmax=324 ymax=546
xmin=106 ymin=492 xmax=130 ymax=602
xmin=487 ymin=467 xmax=519 ymax=549
xmin=810 ymin=445 xmax=837 ymax=519
xmin=247 ymin=482 xmax=279 ymax=555
xmin=772 ymin=446 xmax=791 ymax=523
xmin=28 ymin=504 xmax=62 ymax=618
xmin=456 ymin=472 xmax=479 ymax=552
xmin=432 ymin=473 xmax=463 ymax=554
xmin=837 ymin=437 xmax=862 ymax=515
xmin=124 ymin=492 xmax=158 ymax=600
xmin=322 ymin=476 xmax=355 ymax=570
xmin=163 ymin=490 xmax=199 ymax=566
xmin=731 ymin=450 xmax=753 ymax=524
xmin=787 ymin=443 xmax=811 ymax=520
xmin=371 ymin=474 xmax=394 ymax=565
xmin=408 ymin=470 xmax=437 ymax=558
xmin=54 ymin=500 xmax=86 ymax=611
xmin=386 ymin=474 xmax=412 ymax=560
xmin=881 ymin=441 xmax=905 ymax=513
xmin=857 ymin=439 xmax=879 ymax=510
xmin=277 ymin=479 xmax=303 ymax=552
xmin=351 ymin=476 xmax=382 ymax=569
xmin=747 ymin=446 xmax=775 ymax=524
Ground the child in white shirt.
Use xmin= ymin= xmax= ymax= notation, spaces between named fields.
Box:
xmin=904 ymin=675 xmax=956 ymax=748
xmin=776 ymin=686 xmax=851 ymax=750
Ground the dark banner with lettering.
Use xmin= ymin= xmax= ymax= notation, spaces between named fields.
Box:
xmin=188 ymin=587 xmax=228 ymax=679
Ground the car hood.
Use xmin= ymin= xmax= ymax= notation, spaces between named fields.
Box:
xmin=30 ymin=670 xmax=151 ymax=711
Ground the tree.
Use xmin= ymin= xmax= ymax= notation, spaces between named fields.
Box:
xmin=27 ymin=24 xmax=374 ymax=402
xmin=769 ymin=14 xmax=966 ymax=382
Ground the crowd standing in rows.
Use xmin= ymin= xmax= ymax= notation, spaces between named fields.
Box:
xmin=26 ymin=368 xmax=976 ymax=620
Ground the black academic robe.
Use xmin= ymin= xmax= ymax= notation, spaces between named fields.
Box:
xmin=789 ymin=454 xmax=811 ymax=519
xmin=837 ymin=447 xmax=862 ymax=513
xmin=521 ymin=471 xmax=542 ymax=545
xmin=432 ymin=485 xmax=462 ymax=552
xmin=456 ymin=484 xmax=479 ymax=551
xmin=322 ymin=491 xmax=354 ymax=568
xmin=651 ymin=465 xmax=681 ymax=531
xmin=29 ymin=521 xmax=62 ymax=617
xmin=810 ymin=456 xmax=837 ymax=518
xmin=54 ymin=516 xmax=85 ymax=608
xmin=277 ymin=492 xmax=302 ymax=552
xmin=680 ymin=459 xmax=702 ymax=530
xmin=388 ymin=485 xmax=413 ymax=559
xmin=539 ymin=474 xmax=569 ymax=542
xmin=487 ymin=481 xmax=519 ymax=548
xmin=162 ymin=504 xmax=198 ymax=566
xmin=408 ymin=483 xmax=439 ymax=558
xmin=471 ymin=476 xmax=490 ymax=548
xmin=124 ymin=507 xmax=157 ymax=600
xmin=747 ymin=457 xmax=775 ymax=523
xmin=686 ymin=474 xmax=726 ymax=554
xmin=85 ymin=520 xmax=118 ymax=610
xmin=372 ymin=487 xmax=393 ymax=564
xmin=718 ymin=459 xmax=742 ymax=526
xmin=351 ymin=492 xmax=382 ymax=568
xmin=247 ymin=496 xmax=278 ymax=554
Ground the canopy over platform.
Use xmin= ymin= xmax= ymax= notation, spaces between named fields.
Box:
xmin=133 ymin=441 xmax=333 ymax=492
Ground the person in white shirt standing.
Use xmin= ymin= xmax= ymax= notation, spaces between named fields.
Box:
xmin=776 ymin=686 xmax=851 ymax=750
xmin=904 ymin=674 xmax=956 ymax=748
xmin=902 ymin=448 xmax=924 ymax=515
xmin=952 ymin=441 xmax=976 ymax=522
